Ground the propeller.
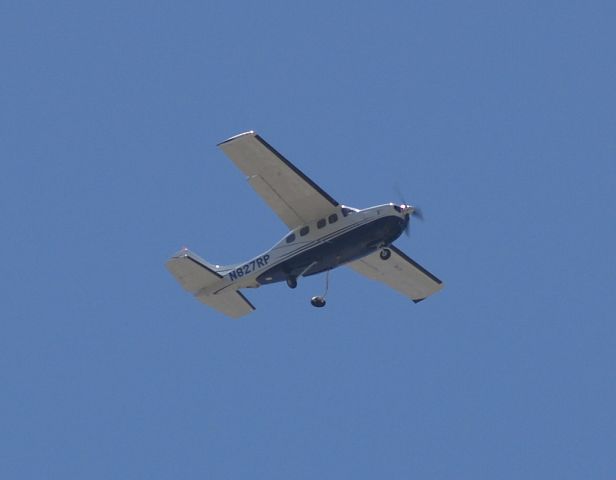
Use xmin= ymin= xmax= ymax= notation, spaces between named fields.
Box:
xmin=407 ymin=207 xmax=423 ymax=236
xmin=411 ymin=207 xmax=423 ymax=221
xmin=399 ymin=205 xmax=418 ymax=236
xmin=395 ymin=185 xmax=424 ymax=236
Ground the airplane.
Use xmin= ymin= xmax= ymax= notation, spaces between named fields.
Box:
xmin=166 ymin=131 xmax=443 ymax=318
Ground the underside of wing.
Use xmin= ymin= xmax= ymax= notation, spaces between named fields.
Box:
xmin=218 ymin=131 xmax=339 ymax=228
xmin=348 ymin=246 xmax=443 ymax=303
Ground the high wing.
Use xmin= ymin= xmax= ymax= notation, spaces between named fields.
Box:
xmin=218 ymin=131 xmax=339 ymax=228
xmin=348 ymin=245 xmax=443 ymax=303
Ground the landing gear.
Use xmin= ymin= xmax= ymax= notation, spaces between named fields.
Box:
xmin=311 ymin=296 xmax=326 ymax=307
xmin=380 ymin=248 xmax=392 ymax=260
xmin=286 ymin=277 xmax=298 ymax=289
xmin=310 ymin=270 xmax=330 ymax=308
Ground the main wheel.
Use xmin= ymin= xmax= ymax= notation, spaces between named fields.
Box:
xmin=379 ymin=248 xmax=392 ymax=260
xmin=286 ymin=277 xmax=298 ymax=289
xmin=310 ymin=296 xmax=326 ymax=308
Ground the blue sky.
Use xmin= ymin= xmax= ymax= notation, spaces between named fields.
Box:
xmin=2 ymin=1 xmax=615 ymax=478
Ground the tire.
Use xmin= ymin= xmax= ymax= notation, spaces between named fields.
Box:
xmin=310 ymin=296 xmax=326 ymax=308
xmin=379 ymin=248 xmax=392 ymax=260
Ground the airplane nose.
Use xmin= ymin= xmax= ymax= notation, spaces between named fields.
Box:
xmin=399 ymin=204 xmax=413 ymax=215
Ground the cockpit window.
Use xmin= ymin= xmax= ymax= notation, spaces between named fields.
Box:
xmin=317 ymin=218 xmax=326 ymax=229
xmin=328 ymin=213 xmax=338 ymax=224
xmin=300 ymin=226 xmax=310 ymax=236
xmin=341 ymin=207 xmax=354 ymax=217
xmin=286 ymin=233 xmax=296 ymax=243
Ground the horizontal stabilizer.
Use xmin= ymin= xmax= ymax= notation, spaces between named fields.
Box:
xmin=166 ymin=249 xmax=255 ymax=319
xmin=166 ymin=249 xmax=222 ymax=294
xmin=195 ymin=289 xmax=255 ymax=319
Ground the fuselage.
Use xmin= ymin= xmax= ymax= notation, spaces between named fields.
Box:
xmin=209 ymin=203 xmax=409 ymax=294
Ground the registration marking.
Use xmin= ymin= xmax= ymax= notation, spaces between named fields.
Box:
xmin=228 ymin=254 xmax=270 ymax=281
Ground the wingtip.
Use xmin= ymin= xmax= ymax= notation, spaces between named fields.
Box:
xmin=217 ymin=130 xmax=256 ymax=146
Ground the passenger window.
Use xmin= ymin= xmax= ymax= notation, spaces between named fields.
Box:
xmin=328 ymin=214 xmax=338 ymax=224
xmin=317 ymin=218 xmax=326 ymax=229
xmin=286 ymin=233 xmax=296 ymax=243
xmin=300 ymin=226 xmax=310 ymax=236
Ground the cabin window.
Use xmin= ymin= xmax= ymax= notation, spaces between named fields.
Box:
xmin=300 ymin=226 xmax=310 ymax=236
xmin=286 ymin=233 xmax=296 ymax=243
xmin=317 ymin=218 xmax=326 ymax=229
xmin=328 ymin=213 xmax=338 ymax=224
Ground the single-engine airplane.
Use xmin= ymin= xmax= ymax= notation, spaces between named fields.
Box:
xmin=166 ymin=131 xmax=443 ymax=318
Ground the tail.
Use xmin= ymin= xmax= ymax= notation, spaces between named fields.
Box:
xmin=166 ymin=248 xmax=255 ymax=319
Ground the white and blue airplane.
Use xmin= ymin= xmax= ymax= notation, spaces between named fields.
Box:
xmin=166 ymin=131 xmax=443 ymax=318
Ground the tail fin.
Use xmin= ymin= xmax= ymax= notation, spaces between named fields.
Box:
xmin=166 ymin=248 xmax=255 ymax=319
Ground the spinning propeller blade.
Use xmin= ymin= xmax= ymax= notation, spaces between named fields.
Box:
xmin=412 ymin=207 xmax=424 ymax=221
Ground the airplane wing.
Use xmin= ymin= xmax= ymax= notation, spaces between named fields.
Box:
xmin=218 ymin=131 xmax=339 ymax=228
xmin=347 ymin=245 xmax=443 ymax=303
